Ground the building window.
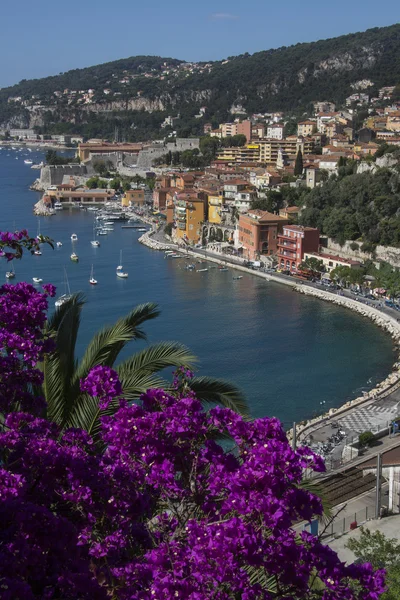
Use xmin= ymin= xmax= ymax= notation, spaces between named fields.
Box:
xmin=329 ymin=261 xmax=333 ymax=267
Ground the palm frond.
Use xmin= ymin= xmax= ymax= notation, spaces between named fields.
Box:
xmin=44 ymin=294 xmax=84 ymax=426
xmin=189 ymin=376 xmax=248 ymax=416
xmin=116 ymin=341 xmax=197 ymax=378
xmin=74 ymin=303 xmax=160 ymax=380
xmin=45 ymin=292 xmax=85 ymax=333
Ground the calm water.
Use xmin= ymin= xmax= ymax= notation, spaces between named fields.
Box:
xmin=0 ymin=147 xmax=395 ymax=426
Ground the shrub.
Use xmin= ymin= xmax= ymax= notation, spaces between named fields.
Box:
xmin=349 ymin=242 xmax=359 ymax=251
xmin=359 ymin=431 xmax=375 ymax=447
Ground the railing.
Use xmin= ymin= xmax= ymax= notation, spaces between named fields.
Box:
xmin=320 ymin=506 xmax=371 ymax=540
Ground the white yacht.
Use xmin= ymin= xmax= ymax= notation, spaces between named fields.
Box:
xmin=89 ymin=265 xmax=97 ymax=285
xmin=116 ymin=250 xmax=128 ymax=278
xmin=70 ymin=252 xmax=79 ymax=262
xmin=54 ymin=202 xmax=63 ymax=210
xmin=91 ymin=240 xmax=100 ymax=247
xmin=55 ymin=270 xmax=72 ymax=308
xmin=32 ymin=277 xmax=43 ymax=284
xmin=34 ymin=249 xmax=42 ymax=256
xmin=24 ymin=159 xmax=33 ymax=165
xmin=56 ymin=241 xmax=63 ymax=247
xmin=71 ymin=233 xmax=78 ymax=241
xmin=6 ymin=262 xmax=15 ymax=279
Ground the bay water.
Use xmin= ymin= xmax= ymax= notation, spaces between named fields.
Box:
xmin=0 ymin=147 xmax=395 ymax=426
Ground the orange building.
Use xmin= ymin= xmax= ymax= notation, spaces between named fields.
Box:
xmin=174 ymin=193 xmax=205 ymax=244
xmin=238 ymin=210 xmax=288 ymax=260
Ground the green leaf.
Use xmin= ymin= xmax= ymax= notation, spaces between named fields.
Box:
xmin=189 ymin=376 xmax=249 ymax=416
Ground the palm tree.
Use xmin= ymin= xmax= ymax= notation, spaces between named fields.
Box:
xmin=42 ymin=295 xmax=248 ymax=439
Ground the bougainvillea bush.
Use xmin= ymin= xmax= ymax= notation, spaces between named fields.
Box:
xmin=0 ymin=232 xmax=386 ymax=599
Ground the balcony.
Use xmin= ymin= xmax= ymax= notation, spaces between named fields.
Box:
xmin=277 ymin=240 xmax=296 ymax=249
xmin=278 ymin=250 xmax=297 ymax=258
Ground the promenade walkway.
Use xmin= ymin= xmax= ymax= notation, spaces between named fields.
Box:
xmin=138 ymin=225 xmax=400 ymax=468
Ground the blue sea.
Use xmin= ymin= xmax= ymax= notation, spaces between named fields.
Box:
xmin=0 ymin=147 xmax=395 ymax=426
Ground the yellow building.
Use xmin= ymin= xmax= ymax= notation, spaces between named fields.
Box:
xmin=174 ymin=195 xmax=205 ymax=244
xmin=207 ymin=194 xmax=224 ymax=224
xmin=216 ymin=144 xmax=260 ymax=163
xmin=297 ymin=121 xmax=315 ymax=137
xmin=122 ymin=188 xmax=145 ymax=208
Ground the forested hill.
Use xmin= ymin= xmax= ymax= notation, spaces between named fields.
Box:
xmin=1 ymin=23 xmax=400 ymax=139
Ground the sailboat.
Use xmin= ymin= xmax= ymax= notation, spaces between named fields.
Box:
xmin=5 ymin=262 xmax=15 ymax=279
xmin=116 ymin=250 xmax=128 ymax=278
xmin=90 ymin=222 xmax=100 ymax=246
xmin=89 ymin=265 xmax=97 ymax=285
xmin=34 ymin=220 xmax=42 ymax=255
xmin=55 ymin=269 xmax=72 ymax=308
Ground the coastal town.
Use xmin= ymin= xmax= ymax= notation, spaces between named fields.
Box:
xmin=4 ymin=13 xmax=400 ymax=598
xmin=7 ymin=82 xmax=397 ymax=284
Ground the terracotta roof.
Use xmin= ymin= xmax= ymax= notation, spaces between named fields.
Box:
xmin=282 ymin=225 xmax=318 ymax=233
xmin=306 ymin=252 xmax=361 ymax=265
xmin=224 ymin=179 xmax=249 ymax=186
xmin=246 ymin=210 xmax=288 ymax=222
xmin=284 ymin=206 xmax=300 ymax=213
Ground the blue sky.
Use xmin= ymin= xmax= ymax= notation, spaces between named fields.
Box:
xmin=0 ymin=0 xmax=399 ymax=88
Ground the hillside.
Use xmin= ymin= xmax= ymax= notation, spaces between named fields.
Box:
xmin=1 ymin=23 xmax=400 ymax=140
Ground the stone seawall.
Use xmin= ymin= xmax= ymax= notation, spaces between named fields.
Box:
xmin=294 ymin=286 xmax=400 ymax=442
xmin=138 ymin=231 xmax=400 ymax=436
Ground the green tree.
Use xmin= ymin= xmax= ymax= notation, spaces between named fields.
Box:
xmin=346 ymin=527 xmax=400 ymax=599
xmin=358 ymin=431 xmax=375 ymax=447
xmin=299 ymin=256 xmax=324 ymax=276
xmin=92 ymin=160 xmax=108 ymax=175
xmin=122 ymin=181 xmax=131 ymax=193
xmin=42 ymin=297 xmax=248 ymax=440
xmin=110 ymin=178 xmax=121 ymax=191
xmin=294 ymin=149 xmax=303 ymax=176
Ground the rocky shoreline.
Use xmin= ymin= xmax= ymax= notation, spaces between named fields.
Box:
xmin=139 ymin=229 xmax=400 ymax=437
xmin=294 ymin=287 xmax=400 ymax=441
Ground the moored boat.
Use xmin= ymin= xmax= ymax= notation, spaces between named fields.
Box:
xmin=70 ymin=253 xmax=79 ymax=262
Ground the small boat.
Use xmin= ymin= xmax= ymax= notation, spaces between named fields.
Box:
xmin=97 ymin=230 xmax=108 ymax=235
xmin=196 ymin=268 xmax=208 ymax=272
xmin=6 ymin=262 xmax=15 ymax=279
xmin=89 ymin=265 xmax=97 ymax=285
xmin=103 ymin=221 xmax=114 ymax=226
xmin=54 ymin=202 xmax=63 ymax=210
xmin=32 ymin=277 xmax=43 ymax=284
xmin=34 ymin=250 xmax=42 ymax=256
xmin=186 ymin=264 xmax=195 ymax=270
xmin=90 ymin=222 xmax=100 ymax=246
xmin=70 ymin=253 xmax=79 ymax=262
xmin=71 ymin=233 xmax=78 ymax=241
xmin=55 ymin=269 xmax=72 ymax=308
xmin=137 ymin=228 xmax=147 ymax=232
xmin=219 ymin=267 xmax=229 ymax=272
xmin=233 ymin=276 xmax=243 ymax=280
xmin=87 ymin=207 xmax=99 ymax=212
xmin=116 ymin=250 xmax=128 ymax=277
xmin=103 ymin=227 xmax=114 ymax=231
xmin=56 ymin=241 xmax=63 ymax=247
xmin=24 ymin=159 xmax=33 ymax=165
